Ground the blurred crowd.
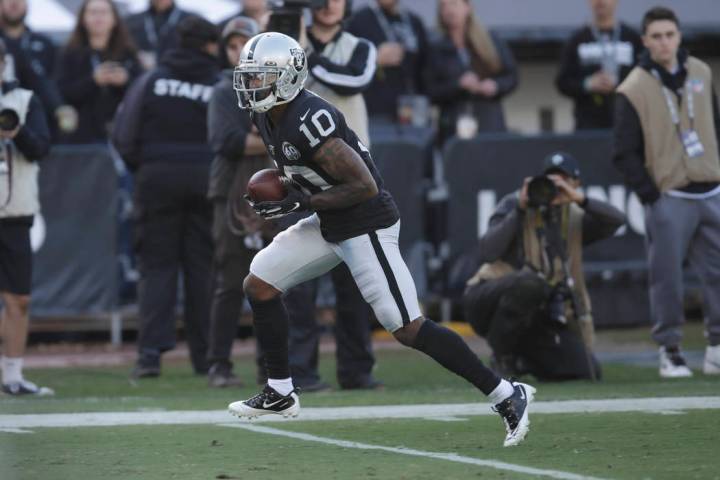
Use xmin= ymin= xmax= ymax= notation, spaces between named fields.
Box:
xmin=0 ymin=0 xmax=651 ymax=147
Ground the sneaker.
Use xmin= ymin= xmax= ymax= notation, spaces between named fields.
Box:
xmin=703 ymin=345 xmax=720 ymax=375
xmin=294 ymin=380 xmax=331 ymax=393
xmin=208 ymin=364 xmax=244 ymax=388
xmin=2 ymin=379 xmax=55 ymax=396
xmin=339 ymin=378 xmax=384 ymax=391
xmin=130 ymin=363 xmax=161 ymax=379
xmin=492 ymin=381 xmax=536 ymax=447
xmin=228 ymin=385 xmax=300 ymax=419
xmin=659 ymin=346 xmax=693 ymax=378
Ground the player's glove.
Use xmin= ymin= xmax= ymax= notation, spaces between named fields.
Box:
xmin=244 ymin=182 xmax=312 ymax=220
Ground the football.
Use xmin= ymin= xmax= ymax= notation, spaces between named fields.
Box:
xmin=247 ymin=168 xmax=287 ymax=202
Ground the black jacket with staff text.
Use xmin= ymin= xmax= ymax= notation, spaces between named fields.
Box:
xmin=112 ymin=48 xmax=220 ymax=171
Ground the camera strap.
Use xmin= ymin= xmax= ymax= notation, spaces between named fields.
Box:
xmin=529 ymin=206 xmax=569 ymax=285
xmin=0 ymin=140 xmax=14 ymax=210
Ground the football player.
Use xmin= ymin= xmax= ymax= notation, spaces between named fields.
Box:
xmin=228 ymin=32 xmax=535 ymax=447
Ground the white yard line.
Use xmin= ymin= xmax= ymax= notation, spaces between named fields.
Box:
xmin=0 ymin=396 xmax=718 ymax=429
xmin=226 ymin=423 xmax=608 ymax=480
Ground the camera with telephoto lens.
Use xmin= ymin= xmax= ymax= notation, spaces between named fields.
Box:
xmin=267 ymin=0 xmax=328 ymax=40
xmin=527 ymin=175 xmax=558 ymax=208
xmin=0 ymin=108 xmax=20 ymax=132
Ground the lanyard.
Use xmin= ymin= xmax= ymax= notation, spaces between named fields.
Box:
xmin=370 ymin=4 xmax=418 ymax=53
xmin=144 ymin=7 xmax=182 ymax=49
xmin=589 ymin=22 xmax=620 ymax=47
xmin=651 ymin=69 xmax=695 ymax=133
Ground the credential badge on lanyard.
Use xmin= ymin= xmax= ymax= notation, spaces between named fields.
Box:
xmin=652 ymin=69 xmax=705 ymax=159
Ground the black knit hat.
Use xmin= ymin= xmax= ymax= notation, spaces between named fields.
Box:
xmin=178 ymin=15 xmax=219 ymax=51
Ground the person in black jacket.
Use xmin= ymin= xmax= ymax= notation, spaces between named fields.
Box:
xmin=0 ymin=0 xmax=73 ymax=136
xmin=112 ymin=15 xmax=221 ymax=378
xmin=206 ymin=16 xmax=270 ymax=388
xmin=555 ymin=0 xmax=643 ymax=130
xmin=56 ymin=0 xmax=142 ymax=144
xmin=0 ymin=38 xmax=52 ymax=396
xmin=463 ymin=153 xmax=625 ymax=381
xmin=424 ymin=0 xmax=517 ymax=145
xmin=125 ymin=0 xmax=191 ymax=70
xmin=346 ymin=0 xmax=429 ymax=121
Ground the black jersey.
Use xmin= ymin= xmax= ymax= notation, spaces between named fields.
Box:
xmin=253 ymin=89 xmax=399 ymax=242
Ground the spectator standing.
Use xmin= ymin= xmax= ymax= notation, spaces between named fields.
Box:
xmin=0 ymin=0 xmax=72 ymax=135
xmin=0 ymin=38 xmax=52 ymax=395
xmin=0 ymin=0 xmax=56 ymax=78
xmin=112 ymin=16 xmax=221 ymax=378
xmin=556 ymin=0 xmax=643 ymax=130
xmin=1 ymin=0 xmax=78 ymax=138
xmin=613 ymin=7 xmax=720 ymax=378
xmin=267 ymin=0 xmax=381 ymax=392
xmin=56 ymin=0 xmax=142 ymax=144
xmin=346 ymin=0 xmax=428 ymax=121
xmin=125 ymin=0 xmax=190 ymax=70
xmin=464 ymin=153 xmax=624 ymax=380
xmin=424 ymin=0 xmax=517 ymax=145
xmin=206 ymin=16 xmax=269 ymax=388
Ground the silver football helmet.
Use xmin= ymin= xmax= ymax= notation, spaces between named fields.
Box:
xmin=233 ymin=32 xmax=308 ymax=113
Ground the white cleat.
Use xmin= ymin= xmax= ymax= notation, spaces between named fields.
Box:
xmin=659 ymin=346 xmax=693 ymax=378
xmin=228 ymin=385 xmax=300 ymax=420
xmin=703 ymin=345 xmax=720 ymax=375
xmin=493 ymin=381 xmax=536 ymax=447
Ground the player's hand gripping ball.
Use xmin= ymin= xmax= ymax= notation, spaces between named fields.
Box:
xmin=245 ymin=169 xmax=312 ymax=219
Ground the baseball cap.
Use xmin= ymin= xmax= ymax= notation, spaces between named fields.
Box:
xmin=222 ymin=16 xmax=260 ymax=41
xmin=542 ymin=152 xmax=581 ymax=178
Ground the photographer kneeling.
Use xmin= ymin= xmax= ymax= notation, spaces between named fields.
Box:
xmin=464 ymin=153 xmax=625 ymax=381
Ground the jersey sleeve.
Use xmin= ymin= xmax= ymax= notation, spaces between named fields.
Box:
xmin=283 ymin=94 xmax=344 ymax=161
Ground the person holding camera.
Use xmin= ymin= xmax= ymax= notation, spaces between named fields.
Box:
xmin=463 ymin=153 xmax=624 ymax=381
xmin=265 ymin=0 xmax=382 ymax=392
xmin=613 ymin=7 xmax=720 ymax=377
xmin=0 ymin=38 xmax=52 ymax=395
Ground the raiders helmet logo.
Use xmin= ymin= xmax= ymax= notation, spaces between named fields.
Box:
xmin=290 ymin=48 xmax=306 ymax=72
xmin=282 ymin=141 xmax=301 ymax=161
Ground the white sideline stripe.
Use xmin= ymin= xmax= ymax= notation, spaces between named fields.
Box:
xmin=0 ymin=396 xmax=718 ymax=429
xmin=226 ymin=423 xmax=607 ymax=480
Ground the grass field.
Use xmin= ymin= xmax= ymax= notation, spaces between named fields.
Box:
xmin=1 ymin=332 xmax=719 ymax=480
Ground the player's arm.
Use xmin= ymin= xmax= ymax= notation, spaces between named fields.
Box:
xmin=309 ymin=137 xmax=378 ymax=210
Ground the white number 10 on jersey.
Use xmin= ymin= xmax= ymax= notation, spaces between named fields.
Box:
xmin=299 ymin=109 xmax=336 ymax=147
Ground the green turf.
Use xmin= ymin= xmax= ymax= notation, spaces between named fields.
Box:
xmin=2 ymin=412 xmax=719 ymax=480
xmin=1 ymin=347 xmax=718 ymax=415
xmin=1 ymin=344 xmax=719 ymax=479
xmin=2 ymin=322 xmax=713 ymax=415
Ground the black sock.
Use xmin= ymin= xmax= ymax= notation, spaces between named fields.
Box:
xmin=412 ymin=319 xmax=500 ymax=395
xmin=248 ymin=296 xmax=290 ymax=379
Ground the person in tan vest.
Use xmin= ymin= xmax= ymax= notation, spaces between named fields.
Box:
xmin=464 ymin=153 xmax=624 ymax=381
xmin=613 ymin=7 xmax=720 ymax=378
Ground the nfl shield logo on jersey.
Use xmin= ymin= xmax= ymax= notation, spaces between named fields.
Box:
xmin=282 ymin=141 xmax=301 ymax=161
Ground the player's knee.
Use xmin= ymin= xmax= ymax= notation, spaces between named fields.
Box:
xmin=243 ymin=274 xmax=280 ymax=302
xmin=392 ymin=316 xmax=425 ymax=347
